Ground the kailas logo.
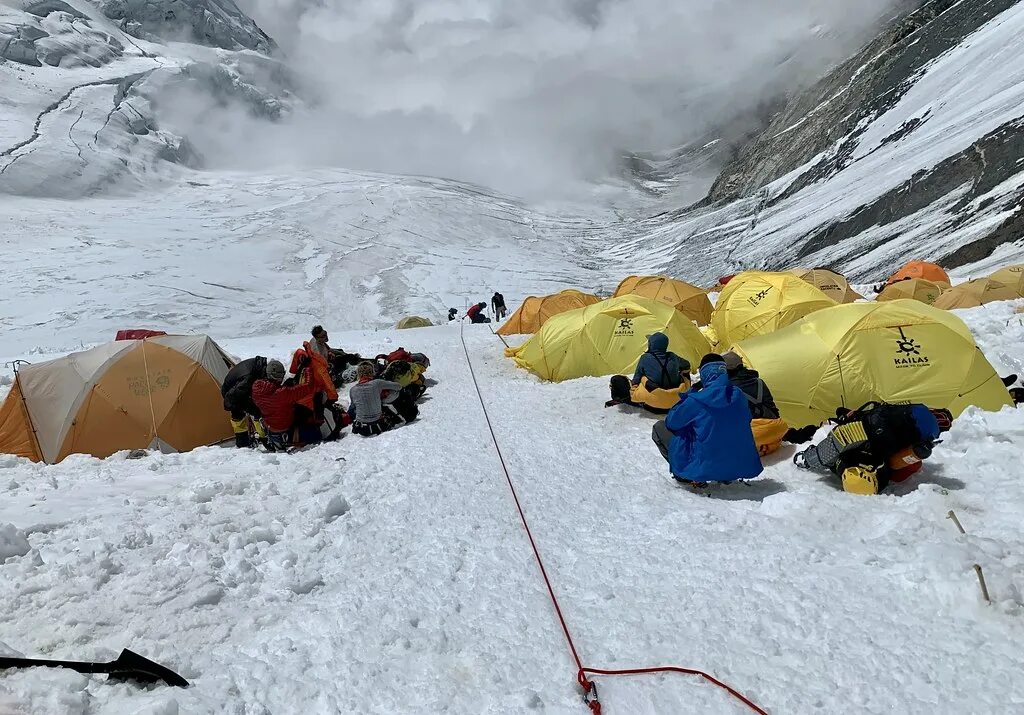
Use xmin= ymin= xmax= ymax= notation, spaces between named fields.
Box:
xmin=747 ymin=287 xmax=771 ymax=307
xmin=613 ymin=318 xmax=635 ymax=337
xmin=894 ymin=328 xmax=929 ymax=368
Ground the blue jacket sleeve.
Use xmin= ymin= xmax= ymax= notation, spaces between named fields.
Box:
xmin=632 ymin=355 xmax=652 ymax=385
xmin=665 ymin=392 xmax=698 ymax=432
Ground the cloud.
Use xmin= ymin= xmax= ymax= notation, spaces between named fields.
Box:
xmin=175 ymin=0 xmax=904 ymax=198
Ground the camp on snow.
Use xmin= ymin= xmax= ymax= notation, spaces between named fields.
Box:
xmin=731 ymin=300 xmax=1013 ymax=428
xmin=787 ymin=268 xmax=863 ymax=303
xmin=396 ymin=316 xmax=433 ymax=329
xmin=709 ymin=271 xmax=837 ymax=349
xmin=611 ymin=275 xmax=714 ymax=326
xmin=507 ymin=295 xmax=710 ymax=382
xmin=885 ymin=260 xmax=950 ymax=287
xmin=0 ymin=335 xmax=234 ymax=463
xmin=496 ymin=289 xmax=600 ymax=336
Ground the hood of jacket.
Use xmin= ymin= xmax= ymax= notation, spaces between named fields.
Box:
xmin=646 ymin=332 xmax=669 ymax=355
xmin=687 ymin=362 xmax=734 ymax=408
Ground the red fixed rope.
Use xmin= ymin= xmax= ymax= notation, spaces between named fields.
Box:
xmin=460 ymin=324 xmax=767 ymax=715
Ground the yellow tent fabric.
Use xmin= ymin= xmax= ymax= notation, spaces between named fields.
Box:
xmin=507 ymin=295 xmax=711 ymax=382
xmin=612 ymin=275 xmax=714 ymax=326
xmin=699 ymin=324 xmax=719 ymax=348
xmin=710 ymin=271 xmax=837 ymax=349
xmin=787 ymin=268 xmax=863 ymax=303
xmin=876 ymin=278 xmax=945 ymax=305
xmin=396 ymin=316 xmax=433 ymax=329
xmin=932 ymin=277 xmax=1023 ymax=309
xmin=497 ymin=289 xmax=600 ymax=336
xmin=732 ymin=300 xmax=1012 ymax=427
xmin=0 ymin=335 xmax=234 ymax=464
xmin=989 ymin=264 xmax=1024 ymax=292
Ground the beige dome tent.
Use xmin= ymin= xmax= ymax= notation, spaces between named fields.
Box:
xmin=876 ymin=278 xmax=945 ymax=306
xmin=0 ymin=335 xmax=234 ymax=464
xmin=396 ymin=316 xmax=433 ymax=329
xmin=612 ymin=275 xmax=714 ymax=326
xmin=497 ymin=289 xmax=600 ymax=336
xmin=787 ymin=268 xmax=863 ymax=303
xmin=932 ymin=277 xmax=1023 ymax=309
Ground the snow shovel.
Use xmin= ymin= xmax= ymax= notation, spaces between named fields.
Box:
xmin=0 ymin=648 xmax=188 ymax=687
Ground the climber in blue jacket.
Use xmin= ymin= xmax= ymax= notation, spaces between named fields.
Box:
xmin=651 ymin=353 xmax=764 ymax=486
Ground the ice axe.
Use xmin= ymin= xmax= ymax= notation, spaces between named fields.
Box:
xmin=0 ymin=648 xmax=188 ymax=687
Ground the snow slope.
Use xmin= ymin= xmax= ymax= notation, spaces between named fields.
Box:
xmin=1 ymin=302 xmax=1023 ymax=714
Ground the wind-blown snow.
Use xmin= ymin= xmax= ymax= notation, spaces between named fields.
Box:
xmin=1 ymin=302 xmax=1023 ymax=714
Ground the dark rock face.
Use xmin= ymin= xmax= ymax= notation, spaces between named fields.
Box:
xmin=100 ymin=0 xmax=276 ymax=53
xmin=707 ymin=0 xmax=1019 ymax=204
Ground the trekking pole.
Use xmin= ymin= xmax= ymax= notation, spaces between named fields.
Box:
xmin=945 ymin=510 xmax=992 ymax=604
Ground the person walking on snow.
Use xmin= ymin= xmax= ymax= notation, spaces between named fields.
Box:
xmin=465 ymin=302 xmax=490 ymax=324
xmin=491 ymin=292 xmax=507 ymax=321
xmin=651 ymin=353 xmax=763 ymax=487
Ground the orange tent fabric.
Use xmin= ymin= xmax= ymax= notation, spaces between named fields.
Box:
xmin=496 ymin=289 xmax=600 ymax=336
xmin=0 ymin=335 xmax=234 ymax=464
xmin=886 ymin=260 xmax=950 ymax=286
xmin=612 ymin=275 xmax=714 ymax=326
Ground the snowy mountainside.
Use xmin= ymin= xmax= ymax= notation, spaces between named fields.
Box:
xmin=1 ymin=305 xmax=1023 ymax=714
xmin=622 ymin=0 xmax=1024 ymax=283
xmin=0 ymin=170 xmax=630 ymax=355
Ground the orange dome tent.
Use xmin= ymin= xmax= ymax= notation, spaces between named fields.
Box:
xmin=0 ymin=335 xmax=235 ymax=463
xmin=886 ymin=260 xmax=950 ymax=286
xmin=612 ymin=275 xmax=714 ymax=326
xmin=496 ymin=289 xmax=600 ymax=336
xmin=876 ymin=278 xmax=945 ymax=306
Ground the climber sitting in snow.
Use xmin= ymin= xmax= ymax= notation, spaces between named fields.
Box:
xmin=465 ymin=302 xmax=491 ymax=324
xmin=310 ymin=325 xmax=362 ymax=384
xmin=794 ymin=402 xmax=952 ymax=495
xmin=651 ymin=353 xmax=764 ymax=487
xmin=719 ymin=351 xmax=816 ymax=454
xmin=348 ymin=362 xmax=416 ymax=436
xmin=251 ymin=359 xmax=320 ymax=451
xmin=606 ymin=332 xmax=691 ymax=413
xmin=290 ymin=344 xmax=349 ymax=440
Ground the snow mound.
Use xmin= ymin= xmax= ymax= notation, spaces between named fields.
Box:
xmin=0 ymin=523 xmax=30 ymax=560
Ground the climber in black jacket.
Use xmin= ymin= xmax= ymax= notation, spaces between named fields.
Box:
xmin=222 ymin=356 xmax=269 ymax=447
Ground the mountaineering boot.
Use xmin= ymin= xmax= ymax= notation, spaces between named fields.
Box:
xmin=842 ymin=465 xmax=880 ymax=495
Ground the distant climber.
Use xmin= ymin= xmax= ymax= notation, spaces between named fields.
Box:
xmin=491 ymin=292 xmax=507 ymax=321
xmin=651 ymin=353 xmax=764 ymax=487
xmin=465 ymin=302 xmax=491 ymax=324
xmin=448 ymin=308 xmax=458 ymax=322
xmin=221 ymin=356 xmax=268 ymax=448
xmin=795 ymin=402 xmax=952 ymax=495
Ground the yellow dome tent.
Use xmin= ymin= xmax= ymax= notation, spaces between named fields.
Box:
xmin=0 ymin=335 xmax=235 ymax=464
xmin=732 ymin=300 xmax=1012 ymax=428
xmin=989 ymin=263 xmax=1024 ymax=291
xmin=710 ymin=271 xmax=837 ymax=349
xmin=506 ymin=295 xmax=711 ymax=382
xmin=932 ymin=277 xmax=1023 ymax=309
xmin=396 ymin=316 xmax=433 ymax=329
xmin=876 ymin=278 xmax=945 ymax=305
xmin=496 ymin=289 xmax=600 ymax=336
xmin=787 ymin=268 xmax=863 ymax=303
xmin=612 ymin=275 xmax=714 ymax=326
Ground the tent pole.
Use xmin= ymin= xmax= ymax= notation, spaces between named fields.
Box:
xmin=12 ymin=363 xmax=44 ymax=462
